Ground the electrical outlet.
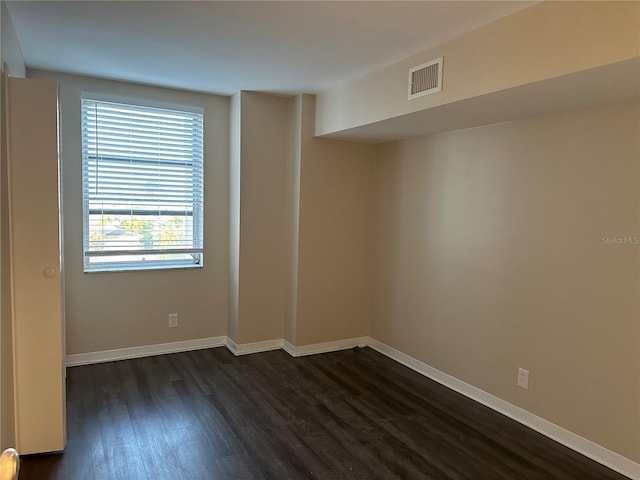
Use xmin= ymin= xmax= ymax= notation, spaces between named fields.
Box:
xmin=168 ymin=313 xmax=178 ymax=328
xmin=517 ymin=368 xmax=529 ymax=389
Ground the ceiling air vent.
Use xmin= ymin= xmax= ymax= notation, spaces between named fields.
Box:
xmin=408 ymin=57 xmax=443 ymax=100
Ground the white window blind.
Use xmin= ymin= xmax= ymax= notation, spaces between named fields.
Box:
xmin=81 ymin=97 xmax=204 ymax=271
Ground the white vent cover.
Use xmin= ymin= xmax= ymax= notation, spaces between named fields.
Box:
xmin=408 ymin=57 xmax=443 ymax=99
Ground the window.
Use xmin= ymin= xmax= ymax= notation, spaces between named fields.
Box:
xmin=81 ymin=96 xmax=204 ymax=272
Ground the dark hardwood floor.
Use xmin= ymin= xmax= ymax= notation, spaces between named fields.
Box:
xmin=20 ymin=347 xmax=628 ymax=480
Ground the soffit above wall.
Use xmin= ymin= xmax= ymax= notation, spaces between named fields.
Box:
xmin=319 ymin=58 xmax=640 ymax=143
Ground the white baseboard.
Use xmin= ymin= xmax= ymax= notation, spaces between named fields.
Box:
xmin=367 ymin=337 xmax=640 ymax=480
xmin=225 ymin=337 xmax=283 ymax=356
xmin=283 ymin=336 xmax=368 ymax=357
xmin=65 ymin=336 xmax=227 ymax=367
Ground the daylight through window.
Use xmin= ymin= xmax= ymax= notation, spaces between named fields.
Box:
xmin=81 ymin=97 xmax=204 ymax=271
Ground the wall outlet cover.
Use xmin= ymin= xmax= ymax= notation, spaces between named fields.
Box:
xmin=517 ymin=368 xmax=529 ymax=389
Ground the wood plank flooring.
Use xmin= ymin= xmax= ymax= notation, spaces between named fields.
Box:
xmin=19 ymin=347 xmax=628 ymax=479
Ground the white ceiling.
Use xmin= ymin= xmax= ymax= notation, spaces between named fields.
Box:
xmin=6 ymin=1 xmax=535 ymax=96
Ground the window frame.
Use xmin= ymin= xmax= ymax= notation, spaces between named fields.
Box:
xmin=81 ymin=93 xmax=205 ymax=273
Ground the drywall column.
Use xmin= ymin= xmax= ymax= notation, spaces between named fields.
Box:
xmin=283 ymin=95 xmax=302 ymax=346
xmin=229 ymin=92 xmax=376 ymax=350
xmin=227 ymin=93 xmax=241 ymax=343
xmin=228 ymin=92 xmax=290 ymax=347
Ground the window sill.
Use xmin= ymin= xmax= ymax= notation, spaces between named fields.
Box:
xmin=84 ymin=263 xmax=203 ymax=274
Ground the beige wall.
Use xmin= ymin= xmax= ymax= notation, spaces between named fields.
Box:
xmin=232 ymin=91 xmax=289 ymax=344
xmin=28 ymin=70 xmax=229 ymax=355
xmin=373 ymin=101 xmax=640 ymax=462
xmin=294 ymin=95 xmax=376 ymax=345
xmin=316 ymin=1 xmax=640 ymax=136
xmin=0 ymin=0 xmax=25 ymax=449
